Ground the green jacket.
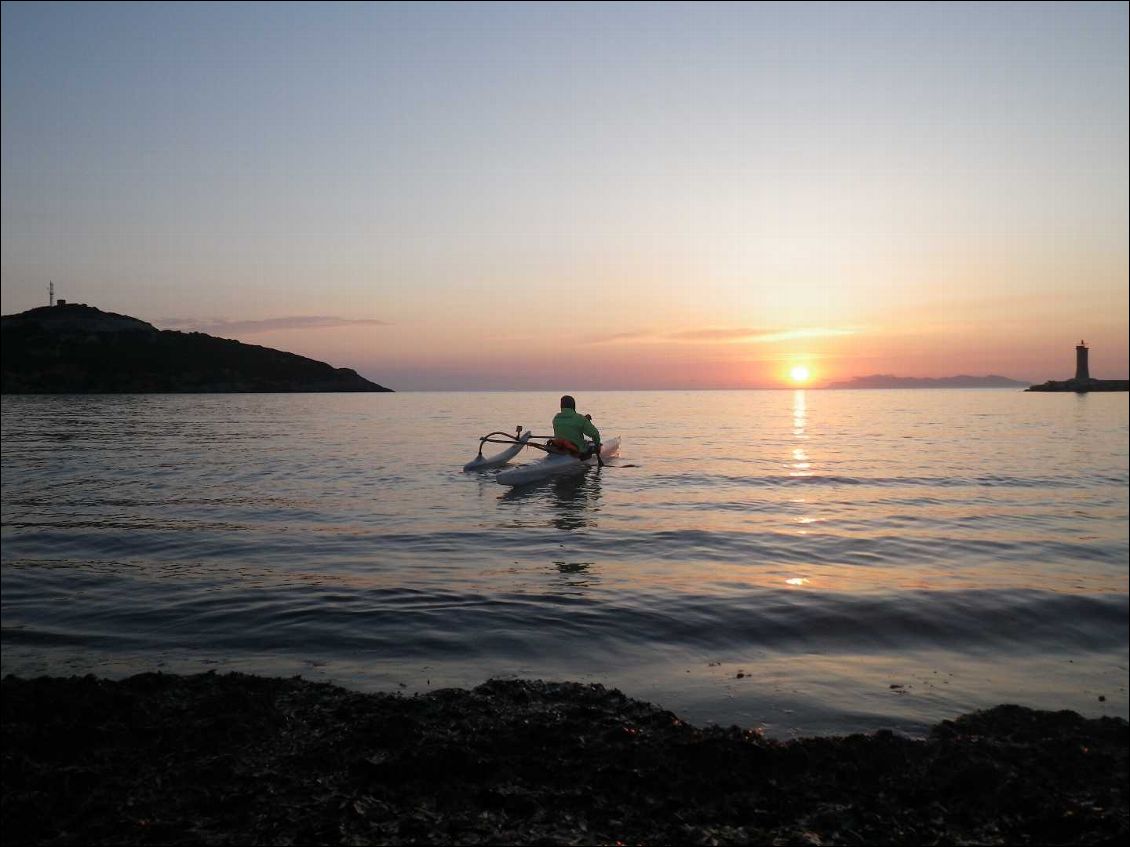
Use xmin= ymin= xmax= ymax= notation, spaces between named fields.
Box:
xmin=552 ymin=408 xmax=601 ymax=450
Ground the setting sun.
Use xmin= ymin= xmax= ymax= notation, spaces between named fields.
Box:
xmin=789 ymin=366 xmax=811 ymax=384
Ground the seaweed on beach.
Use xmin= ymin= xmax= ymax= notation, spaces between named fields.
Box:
xmin=2 ymin=672 xmax=1126 ymax=845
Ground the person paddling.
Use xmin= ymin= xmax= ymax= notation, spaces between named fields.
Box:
xmin=551 ymin=395 xmax=601 ymax=460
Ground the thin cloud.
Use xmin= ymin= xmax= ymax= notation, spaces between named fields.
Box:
xmin=733 ymin=328 xmax=859 ymax=344
xmin=585 ymin=327 xmax=859 ymax=344
xmin=159 ymin=316 xmax=390 ymax=335
xmin=668 ymin=327 xmax=773 ymax=341
xmin=584 ymin=329 xmax=658 ymax=344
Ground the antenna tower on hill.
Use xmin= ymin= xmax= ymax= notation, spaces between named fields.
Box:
xmin=48 ymin=281 xmax=54 ymax=306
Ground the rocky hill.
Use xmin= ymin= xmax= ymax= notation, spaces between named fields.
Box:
xmin=1 ymin=303 xmax=392 ymax=393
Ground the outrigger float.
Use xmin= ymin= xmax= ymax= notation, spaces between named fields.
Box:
xmin=464 ymin=426 xmax=620 ymax=487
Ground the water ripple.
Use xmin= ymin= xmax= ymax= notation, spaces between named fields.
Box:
xmin=3 ymin=390 xmax=1127 ymax=733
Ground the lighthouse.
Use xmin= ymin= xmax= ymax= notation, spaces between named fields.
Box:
xmin=1027 ymin=340 xmax=1127 ymax=391
xmin=1075 ymin=340 xmax=1090 ymax=381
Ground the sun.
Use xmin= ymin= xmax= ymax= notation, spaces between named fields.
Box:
xmin=789 ymin=365 xmax=811 ymax=384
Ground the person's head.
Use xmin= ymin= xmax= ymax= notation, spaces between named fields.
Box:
xmin=560 ymin=395 xmax=576 ymax=410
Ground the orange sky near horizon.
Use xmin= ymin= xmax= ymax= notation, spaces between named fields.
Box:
xmin=2 ymin=3 xmax=1127 ymax=390
xmin=231 ymin=304 xmax=1129 ymax=391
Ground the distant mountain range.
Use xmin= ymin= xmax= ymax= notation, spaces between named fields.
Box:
xmin=825 ymin=374 xmax=1030 ymax=389
xmin=1 ymin=303 xmax=392 ymax=393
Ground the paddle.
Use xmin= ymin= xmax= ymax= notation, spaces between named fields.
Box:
xmin=585 ymin=414 xmax=603 ymax=467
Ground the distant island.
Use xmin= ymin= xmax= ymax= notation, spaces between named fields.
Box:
xmin=1 ymin=303 xmax=392 ymax=393
xmin=1025 ymin=341 xmax=1128 ymax=393
xmin=825 ymin=374 xmax=1029 ymax=389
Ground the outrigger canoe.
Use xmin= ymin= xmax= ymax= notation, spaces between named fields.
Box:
xmin=463 ymin=426 xmax=621 ymax=487
xmin=495 ymin=437 xmax=620 ymax=487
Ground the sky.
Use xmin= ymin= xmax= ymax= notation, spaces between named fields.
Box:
xmin=2 ymin=1 xmax=1127 ymax=389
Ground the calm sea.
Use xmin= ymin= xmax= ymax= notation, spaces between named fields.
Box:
xmin=2 ymin=390 xmax=1127 ymax=737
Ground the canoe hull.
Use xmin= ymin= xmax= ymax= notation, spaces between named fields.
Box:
xmin=495 ymin=437 xmax=620 ymax=487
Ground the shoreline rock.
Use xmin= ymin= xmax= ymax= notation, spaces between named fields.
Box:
xmin=1026 ymin=378 xmax=1130 ymax=393
xmin=3 ymin=671 xmax=1126 ymax=845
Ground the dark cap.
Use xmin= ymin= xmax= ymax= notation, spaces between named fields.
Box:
xmin=559 ymin=395 xmax=575 ymax=409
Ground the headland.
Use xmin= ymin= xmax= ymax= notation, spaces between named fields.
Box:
xmin=1 ymin=303 xmax=391 ymax=393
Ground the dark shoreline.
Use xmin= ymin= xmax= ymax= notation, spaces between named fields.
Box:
xmin=1026 ymin=378 xmax=1130 ymax=392
xmin=3 ymin=672 xmax=1126 ymax=845
xmin=1 ymin=304 xmax=393 ymax=393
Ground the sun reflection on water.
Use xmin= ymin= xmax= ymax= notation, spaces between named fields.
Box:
xmin=792 ymin=389 xmax=807 ymax=438
xmin=790 ymin=390 xmax=812 ymax=477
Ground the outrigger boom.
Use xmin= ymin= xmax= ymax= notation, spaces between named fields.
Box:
xmin=462 ymin=426 xmax=548 ymax=472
